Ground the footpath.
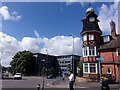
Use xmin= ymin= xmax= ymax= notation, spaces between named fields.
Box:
xmin=48 ymin=76 xmax=120 ymax=90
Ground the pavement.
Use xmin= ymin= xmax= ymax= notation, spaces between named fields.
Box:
xmin=48 ymin=76 xmax=120 ymax=90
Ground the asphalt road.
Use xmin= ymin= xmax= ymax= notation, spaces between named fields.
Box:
xmin=1 ymin=76 xmax=120 ymax=90
xmin=2 ymin=76 xmax=54 ymax=88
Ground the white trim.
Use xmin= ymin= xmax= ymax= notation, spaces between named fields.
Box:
xmin=89 ymin=34 xmax=94 ymax=40
xmin=88 ymin=63 xmax=90 ymax=73
xmin=83 ymin=63 xmax=98 ymax=74
xmin=83 ymin=46 xmax=97 ymax=57
xmin=94 ymin=46 xmax=97 ymax=56
xmin=103 ymin=36 xmax=110 ymax=43
xmin=116 ymin=48 xmax=120 ymax=56
xmin=87 ymin=47 xmax=89 ymax=56
xmin=116 ymin=48 xmax=118 ymax=56
xmin=83 ymin=35 xmax=87 ymax=41
xmin=96 ymin=63 xmax=98 ymax=74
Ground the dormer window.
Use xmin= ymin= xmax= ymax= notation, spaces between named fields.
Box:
xmin=89 ymin=34 xmax=94 ymax=40
xmin=103 ymin=36 xmax=110 ymax=43
xmin=83 ymin=35 xmax=87 ymax=41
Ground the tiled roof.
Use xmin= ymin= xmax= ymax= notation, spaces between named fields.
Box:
xmin=100 ymin=34 xmax=120 ymax=50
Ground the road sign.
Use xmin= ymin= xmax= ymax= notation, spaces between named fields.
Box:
xmin=96 ymin=58 xmax=104 ymax=61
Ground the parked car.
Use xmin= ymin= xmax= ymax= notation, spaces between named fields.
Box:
xmin=47 ymin=74 xmax=54 ymax=79
xmin=101 ymin=74 xmax=115 ymax=84
xmin=13 ymin=73 xmax=22 ymax=79
xmin=2 ymin=72 xmax=9 ymax=79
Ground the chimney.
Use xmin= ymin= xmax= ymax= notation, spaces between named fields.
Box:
xmin=110 ymin=20 xmax=117 ymax=38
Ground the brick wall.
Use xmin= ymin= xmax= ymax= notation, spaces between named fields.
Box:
xmin=100 ymin=49 xmax=119 ymax=62
xmin=83 ymin=74 xmax=99 ymax=78
xmin=100 ymin=49 xmax=120 ymax=82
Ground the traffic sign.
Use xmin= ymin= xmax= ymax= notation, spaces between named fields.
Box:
xmin=96 ymin=58 xmax=104 ymax=61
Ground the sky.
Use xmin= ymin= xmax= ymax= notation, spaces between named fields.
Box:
xmin=0 ymin=1 xmax=119 ymax=67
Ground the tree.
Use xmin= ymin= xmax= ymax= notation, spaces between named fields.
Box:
xmin=10 ymin=50 xmax=35 ymax=75
xmin=48 ymin=67 xmax=55 ymax=75
xmin=77 ymin=60 xmax=83 ymax=76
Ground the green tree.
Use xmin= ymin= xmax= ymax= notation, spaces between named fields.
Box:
xmin=77 ymin=60 xmax=83 ymax=76
xmin=48 ymin=67 xmax=55 ymax=75
xmin=10 ymin=50 xmax=35 ymax=75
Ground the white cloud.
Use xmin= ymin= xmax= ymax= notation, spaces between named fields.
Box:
xmin=0 ymin=32 xmax=82 ymax=67
xmin=0 ymin=6 xmax=22 ymax=21
xmin=0 ymin=6 xmax=11 ymax=20
xmin=41 ymin=36 xmax=82 ymax=56
xmin=0 ymin=24 xmax=2 ymax=32
xmin=98 ymin=2 xmax=118 ymax=34
xmin=34 ymin=30 xmax=40 ymax=38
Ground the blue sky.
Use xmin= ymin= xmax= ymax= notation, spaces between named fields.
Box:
xmin=2 ymin=2 xmax=114 ymax=40
xmin=0 ymin=2 xmax=118 ymax=66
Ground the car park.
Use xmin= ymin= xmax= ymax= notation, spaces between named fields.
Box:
xmin=13 ymin=73 xmax=22 ymax=79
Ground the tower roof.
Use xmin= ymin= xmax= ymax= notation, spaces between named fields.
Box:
xmin=86 ymin=8 xmax=94 ymax=13
xmin=80 ymin=8 xmax=102 ymax=35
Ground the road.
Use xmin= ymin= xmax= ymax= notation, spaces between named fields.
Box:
xmin=1 ymin=76 xmax=120 ymax=90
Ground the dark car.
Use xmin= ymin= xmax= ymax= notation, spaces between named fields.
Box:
xmin=47 ymin=74 xmax=54 ymax=79
xmin=101 ymin=74 xmax=115 ymax=84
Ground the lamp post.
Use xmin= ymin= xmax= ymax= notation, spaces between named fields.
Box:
xmin=46 ymin=50 xmax=48 ymax=76
xmin=68 ymin=34 xmax=75 ymax=79
xmin=0 ymin=51 xmax=3 ymax=79
xmin=41 ymin=59 xmax=45 ymax=90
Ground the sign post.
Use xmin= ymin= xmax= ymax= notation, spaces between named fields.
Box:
xmin=96 ymin=58 xmax=104 ymax=82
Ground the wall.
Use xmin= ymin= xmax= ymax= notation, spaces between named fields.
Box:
xmin=100 ymin=49 xmax=120 ymax=82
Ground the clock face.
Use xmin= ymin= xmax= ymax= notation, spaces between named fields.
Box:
xmin=89 ymin=17 xmax=95 ymax=22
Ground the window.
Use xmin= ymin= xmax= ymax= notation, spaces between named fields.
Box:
xmin=83 ymin=63 xmax=98 ymax=74
xmin=83 ymin=46 xmax=97 ymax=57
xmin=83 ymin=47 xmax=88 ymax=57
xmin=84 ymin=64 xmax=88 ymax=73
xmin=83 ymin=35 xmax=87 ymax=41
xmin=103 ymin=36 xmax=110 ymax=43
xmin=89 ymin=34 xmax=94 ymax=40
xmin=117 ymin=48 xmax=120 ymax=56
xmin=89 ymin=46 xmax=95 ymax=56
xmin=90 ymin=64 xmax=96 ymax=73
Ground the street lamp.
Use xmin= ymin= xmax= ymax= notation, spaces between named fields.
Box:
xmin=41 ymin=59 xmax=45 ymax=90
xmin=46 ymin=50 xmax=48 ymax=76
xmin=0 ymin=51 xmax=3 ymax=79
xmin=68 ymin=34 xmax=75 ymax=79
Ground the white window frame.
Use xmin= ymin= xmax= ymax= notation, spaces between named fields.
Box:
xmin=103 ymin=36 xmax=110 ymax=43
xmin=116 ymin=48 xmax=120 ymax=56
xmin=83 ymin=46 xmax=97 ymax=57
xmin=83 ymin=63 xmax=98 ymax=74
xmin=83 ymin=35 xmax=87 ymax=41
xmin=89 ymin=34 xmax=94 ymax=40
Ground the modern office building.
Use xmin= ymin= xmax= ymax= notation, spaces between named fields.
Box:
xmin=33 ymin=53 xmax=59 ymax=76
xmin=57 ymin=55 xmax=82 ymax=75
xmin=33 ymin=53 xmax=82 ymax=76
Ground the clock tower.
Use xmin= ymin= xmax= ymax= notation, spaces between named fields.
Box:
xmin=80 ymin=8 xmax=102 ymax=78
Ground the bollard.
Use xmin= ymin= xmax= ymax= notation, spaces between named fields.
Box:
xmin=37 ymin=84 xmax=40 ymax=90
xmin=101 ymin=79 xmax=110 ymax=90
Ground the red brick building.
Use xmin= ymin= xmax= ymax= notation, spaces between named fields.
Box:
xmin=80 ymin=8 xmax=120 ymax=83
